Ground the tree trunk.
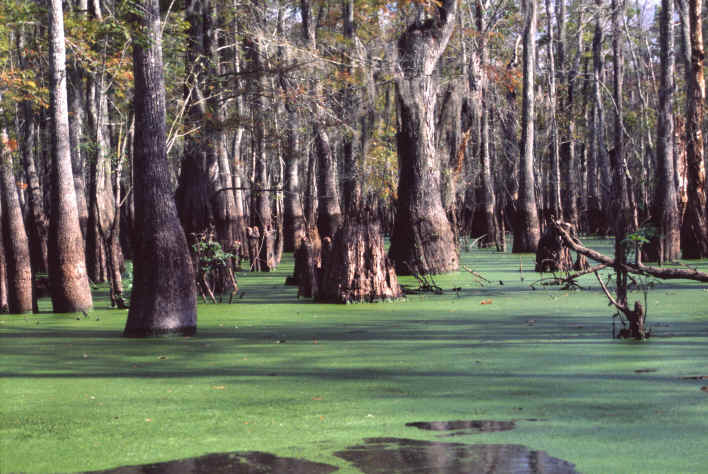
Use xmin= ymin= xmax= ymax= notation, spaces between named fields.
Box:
xmin=646 ymin=0 xmax=681 ymax=263
xmin=587 ymin=3 xmax=612 ymax=235
xmin=561 ymin=2 xmax=582 ymax=229
xmin=389 ymin=0 xmax=459 ymax=274
xmin=47 ymin=0 xmax=93 ymax=313
xmin=318 ymin=209 xmax=402 ymax=303
xmin=0 ymin=128 xmax=33 ymax=313
xmin=545 ymin=0 xmax=562 ymax=220
xmin=513 ymin=0 xmax=541 ymax=252
xmin=315 ymin=126 xmax=343 ymax=239
xmin=123 ymin=0 xmax=197 ymax=337
xmin=17 ymin=29 xmax=49 ymax=275
xmin=680 ymin=0 xmax=708 ymax=258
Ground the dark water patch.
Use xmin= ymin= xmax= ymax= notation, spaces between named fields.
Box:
xmin=334 ymin=437 xmax=577 ymax=474
xmin=406 ymin=420 xmax=516 ymax=435
xmin=81 ymin=451 xmax=338 ymax=473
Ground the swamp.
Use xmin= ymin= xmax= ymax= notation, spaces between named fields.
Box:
xmin=1 ymin=242 xmax=707 ymax=473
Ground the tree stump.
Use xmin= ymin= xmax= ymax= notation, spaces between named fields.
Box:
xmin=317 ymin=210 xmax=402 ymax=303
xmin=535 ymin=221 xmax=574 ymax=273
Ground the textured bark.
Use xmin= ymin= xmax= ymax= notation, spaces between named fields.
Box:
xmin=315 ymin=126 xmax=343 ymax=239
xmin=646 ymin=0 xmax=680 ymax=263
xmin=561 ymin=3 xmax=581 ymax=228
xmin=176 ymin=0 xmax=215 ymax=246
xmin=318 ymin=210 xmax=402 ymax=303
xmin=680 ymin=0 xmax=708 ymax=258
xmin=68 ymin=65 xmax=89 ymax=238
xmin=283 ymin=120 xmax=305 ymax=252
xmin=545 ymin=0 xmax=562 ymax=220
xmin=123 ymin=0 xmax=197 ymax=337
xmin=86 ymin=73 xmax=112 ymax=283
xmin=512 ymin=0 xmax=541 ymax=252
xmin=313 ymin=0 xmax=400 ymax=304
xmin=0 ymin=129 xmax=33 ymax=313
xmin=244 ymin=32 xmax=276 ymax=272
xmin=19 ymin=100 xmax=49 ymax=275
xmin=47 ymin=0 xmax=93 ymax=312
xmin=535 ymin=223 xmax=574 ymax=273
xmin=611 ymin=0 xmax=633 ymax=314
xmin=17 ymin=30 xmax=49 ymax=274
xmin=389 ymin=0 xmax=459 ymax=275
xmin=0 ymin=206 xmax=7 ymax=312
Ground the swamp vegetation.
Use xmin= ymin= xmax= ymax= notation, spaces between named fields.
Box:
xmin=1 ymin=242 xmax=706 ymax=473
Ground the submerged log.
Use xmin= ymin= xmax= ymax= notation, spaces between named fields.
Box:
xmin=317 ymin=210 xmax=402 ymax=303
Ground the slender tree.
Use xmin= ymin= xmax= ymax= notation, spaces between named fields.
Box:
xmin=123 ymin=0 xmax=197 ymax=337
xmin=0 ymin=126 xmax=33 ymax=313
xmin=512 ymin=0 xmax=541 ymax=252
xmin=47 ymin=0 xmax=93 ymax=312
xmin=646 ymin=0 xmax=680 ymax=263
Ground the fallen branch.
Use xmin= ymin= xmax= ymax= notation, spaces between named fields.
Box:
xmin=529 ymin=263 xmax=608 ymax=289
xmin=462 ymin=265 xmax=491 ymax=285
xmin=550 ymin=221 xmax=708 ymax=282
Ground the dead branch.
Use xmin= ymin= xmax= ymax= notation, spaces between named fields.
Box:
xmin=550 ymin=220 xmax=708 ymax=282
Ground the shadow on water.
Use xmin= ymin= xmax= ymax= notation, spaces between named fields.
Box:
xmin=334 ymin=438 xmax=577 ymax=474
xmin=80 ymin=451 xmax=338 ymax=474
xmin=406 ymin=420 xmax=517 ymax=437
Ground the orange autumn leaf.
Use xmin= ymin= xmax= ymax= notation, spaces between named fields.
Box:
xmin=480 ymin=299 xmax=493 ymax=305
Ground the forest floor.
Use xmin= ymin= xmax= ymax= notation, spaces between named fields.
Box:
xmin=1 ymin=238 xmax=707 ymax=473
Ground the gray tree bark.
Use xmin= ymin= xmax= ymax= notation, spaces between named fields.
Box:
xmin=389 ymin=0 xmax=460 ymax=274
xmin=512 ymin=0 xmax=541 ymax=252
xmin=646 ymin=0 xmax=681 ymax=263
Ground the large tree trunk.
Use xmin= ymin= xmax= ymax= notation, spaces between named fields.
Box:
xmin=0 ymin=127 xmax=33 ymax=313
xmin=318 ymin=209 xmax=402 ymax=303
xmin=315 ymin=0 xmax=400 ymax=304
xmin=389 ymin=0 xmax=459 ymax=275
xmin=176 ymin=0 xmax=216 ymax=246
xmin=315 ymin=126 xmax=343 ymax=239
xmin=47 ymin=0 xmax=93 ymax=312
xmin=512 ymin=0 xmax=541 ymax=252
xmin=124 ymin=0 xmax=197 ymax=337
xmin=680 ymin=0 xmax=708 ymax=258
xmin=646 ymin=0 xmax=681 ymax=263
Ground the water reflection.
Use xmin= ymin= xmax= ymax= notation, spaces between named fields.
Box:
xmin=334 ymin=437 xmax=577 ymax=474
xmin=81 ymin=451 xmax=338 ymax=474
xmin=406 ymin=420 xmax=516 ymax=436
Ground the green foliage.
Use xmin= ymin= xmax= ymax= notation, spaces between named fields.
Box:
xmin=121 ymin=261 xmax=133 ymax=299
xmin=192 ymin=235 xmax=234 ymax=275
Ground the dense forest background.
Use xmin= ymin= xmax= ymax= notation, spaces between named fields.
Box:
xmin=0 ymin=0 xmax=707 ymax=336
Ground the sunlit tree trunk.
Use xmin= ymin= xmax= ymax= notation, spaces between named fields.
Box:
xmin=0 ymin=126 xmax=33 ymax=313
xmin=389 ymin=0 xmax=459 ymax=274
xmin=513 ymin=0 xmax=541 ymax=252
xmin=646 ymin=0 xmax=680 ymax=263
xmin=47 ymin=0 xmax=93 ymax=312
xmin=680 ymin=0 xmax=708 ymax=258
